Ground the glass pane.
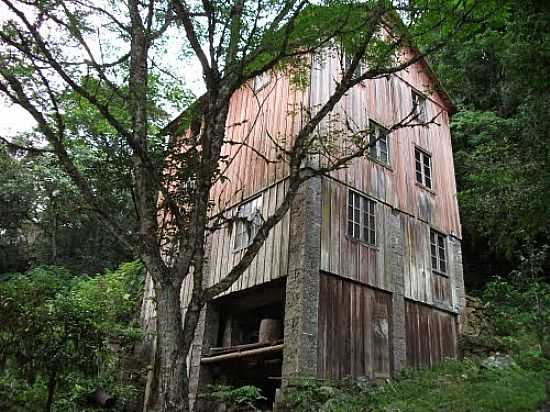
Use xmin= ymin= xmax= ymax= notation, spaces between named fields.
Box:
xmin=425 ymin=176 xmax=432 ymax=188
xmin=432 ymin=256 xmax=438 ymax=269
xmin=423 ymin=154 xmax=431 ymax=168
xmin=370 ymin=230 xmax=376 ymax=245
xmin=348 ymin=221 xmax=354 ymax=237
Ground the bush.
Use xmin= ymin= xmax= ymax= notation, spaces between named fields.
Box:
xmin=0 ymin=262 xmax=144 ymax=411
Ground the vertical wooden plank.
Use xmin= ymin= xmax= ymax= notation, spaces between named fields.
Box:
xmin=320 ymin=178 xmax=331 ymax=272
xmin=279 ymin=179 xmax=290 ymax=277
xmin=331 ymin=181 xmax=341 ymax=276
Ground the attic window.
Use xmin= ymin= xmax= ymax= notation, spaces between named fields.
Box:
xmin=412 ymin=91 xmax=427 ymax=122
xmin=344 ymin=53 xmax=363 ymax=79
xmin=253 ymin=72 xmax=270 ymax=92
xmin=233 ymin=196 xmax=263 ymax=251
xmin=368 ymin=122 xmax=389 ymax=165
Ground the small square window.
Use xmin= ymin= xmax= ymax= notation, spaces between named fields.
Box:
xmin=347 ymin=190 xmax=376 ymax=245
xmin=233 ymin=196 xmax=263 ymax=251
xmin=344 ymin=53 xmax=364 ymax=79
xmin=253 ymin=72 xmax=270 ymax=92
xmin=368 ymin=122 xmax=390 ymax=165
xmin=415 ymin=148 xmax=432 ymax=189
xmin=430 ymin=229 xmax=447 ymax=274
xmin=412 ymin=91 xmax=427 ymax=122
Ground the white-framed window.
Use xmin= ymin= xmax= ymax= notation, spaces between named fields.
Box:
xmin=344 ymin=53 xmax=364 ymax=78
xmin=412 ymin=90 xmax=427 ymax=122
xmin=347 ymin=189 xmax=376 ymax=245
xmin=253 ymin=72 xmax=270 ymax=92
xmin=368 ymin=122 xmax=389 ymax=165
xmin=415 ymin=147 xmax=432 ymax=189
xmin=233 ymin=196 xmax=263 ymax=251
xmin=430 ymin=229 xmax=447 ymax=274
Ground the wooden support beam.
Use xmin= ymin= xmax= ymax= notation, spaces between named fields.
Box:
xmin=201 ymin=344 xmax=284 ymax=364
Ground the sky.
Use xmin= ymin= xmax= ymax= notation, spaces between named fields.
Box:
xmin=0 ymin=2 xmax=205 ymax=138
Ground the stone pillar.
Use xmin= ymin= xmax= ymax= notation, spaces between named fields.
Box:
xmin=449 ymin=235 xmax=466 ymax=331
xmin=386 ymin=209 xmax=407 ymax=373
xmin=281 ymin=176 xmax=322 ymax=381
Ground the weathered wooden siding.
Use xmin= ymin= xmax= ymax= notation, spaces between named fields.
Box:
xmin=318 ymin=272 xmax=392 ymax=380
xmin=320 ymin=178 xmax=389 ymax=291
xmin=405 ymin=300 xmax=457 ymax=368
xmin=309 ymin=49 xmax=461 ymax=238
xmin=207 ymin=180 xmax=290 ymax=295
xmin=321 ymin=178 xmax=454 ymax=308
xmin=208 ymin=72 xmax=308 ymax=213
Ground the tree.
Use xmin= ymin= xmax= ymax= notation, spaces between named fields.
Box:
xmin=0 ymin=0 xmax=479 ymax=410
xmin=428 ymin=0 xmax=550 ymax=282
xmin=0 ymin=263 xmax=144 ymax=411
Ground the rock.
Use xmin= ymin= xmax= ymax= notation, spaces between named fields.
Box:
xmin=481 ymin=353 xmax=516 ymax=369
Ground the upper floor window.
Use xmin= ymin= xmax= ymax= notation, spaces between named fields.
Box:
xmin=430 ymin=229 xmax=447 ymax=274
xmin=347 ymin=190 xmax=376 ymax=245
xmin=368 ymin=122 xmax=389 ymax=165
xmin=233 ymin=196 xmax=263 ymax=251
xmin=412 ymin=91 xmax=427 ymax=122
xmin=343 ymin=52 xmax=364 ymax=79
xmin=415 ymin=148 xmax=432 ymax=189
xmin=253 ymin=72 xmax=270 ymax=92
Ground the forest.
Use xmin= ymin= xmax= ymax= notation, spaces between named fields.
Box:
xmin=0 ymin=0 xmax=549 ymax=411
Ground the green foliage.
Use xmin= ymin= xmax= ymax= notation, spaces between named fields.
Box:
xmin=0 ymin=262 xmax=144 ymax=411
xmin=205 ymin=384 xmax=266 ymax=410
xmin=281 ymin=359 xmax=548 ymax=412
xmin=428 ymin=0 xmax=550 ymax=269
xmin=482 ymin=251 xmax=550 ymax=355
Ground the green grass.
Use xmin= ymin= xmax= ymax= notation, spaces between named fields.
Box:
xmin=283 ymin=354 xmax=549 ymax=412
xmin=368 ymin=358 xmax=548 ymax=412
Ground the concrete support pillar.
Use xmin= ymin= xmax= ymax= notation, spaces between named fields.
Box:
xmin=281 ymin=177 xmax=322 ymax=381
xmin=387 ymin=209 xmax=407 ymax=373
xmin=449 ymin=235 xmax=466 ymax=332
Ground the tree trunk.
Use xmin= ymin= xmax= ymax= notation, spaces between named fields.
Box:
xmin=149 ymin=281 xmax=190 ymax=412
xmin=45 ymin=368 xmax=56 ymax=412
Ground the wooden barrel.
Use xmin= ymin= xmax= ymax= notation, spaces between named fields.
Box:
xmin=258 ymin=318 xmax=282 ymax=343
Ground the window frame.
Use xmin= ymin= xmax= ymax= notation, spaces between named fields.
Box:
xmin=346 ymin=189 xmax=376 ymax=246
xmin=368 ymin=121 xmax=390 ymax=166
xmin=342 ymin=51 xmax=366 ymax=79
xmin=412 ymin=90 xmax=427 ymax=123
xmin=430 ymin=229 xmax=447 ymax=275
xmin=414 ymin=147 xmax=433 ymax=190
xmin=233 ymin=195 xmax=263 ymax=252
xmin=253 ymin=72 xmax=270 ymax=92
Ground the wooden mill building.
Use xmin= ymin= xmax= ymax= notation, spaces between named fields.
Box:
xmin=148 ymin=44 xmax=465 ymax=410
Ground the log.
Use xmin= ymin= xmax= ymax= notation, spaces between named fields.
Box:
xmin=258 ymin=318 xmax=282 ymax=343
xmin=201 ymin=344 xmax=284 ymax=364
xmin=209 ymin=339 xmax=283 ymax=355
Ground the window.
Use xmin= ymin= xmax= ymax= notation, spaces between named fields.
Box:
xmin=368 ymin=122 xmax=389 ymax=165
xmin=347 ymin=190 xmax=376 ymax=245
xmin=415 ymin=148 xmax=432 ymax=189
xmin=412 ymin=91 xmax=427 ymax=122
xmin=344 ymin=53 xmax=363 ymax=78
xmin=253 ymin=72 xmax=270 ymax=92
xmin=233 ymin=196 xmax=263 ymax=251
xmin=430 ymin=229 xmax=447 ymax=274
